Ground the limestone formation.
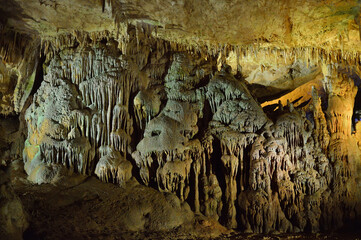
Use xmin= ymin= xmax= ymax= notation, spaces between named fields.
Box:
xmin=1 ymin=0 xmax=361 ymax=238
xmin=12 ymin=36 xmax=361 ymax=235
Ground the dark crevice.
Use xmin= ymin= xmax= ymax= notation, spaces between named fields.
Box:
xmin=210 ymin=137 xmax=227 ymax=226
xmin=30 ymin=53 xmax=45 ymax=96
xmin=352 ymin=85 xmax=361 ymax=129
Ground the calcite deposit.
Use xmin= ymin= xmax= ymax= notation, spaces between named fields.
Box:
xmin=1 ymin=0 xmax=361 ymax=239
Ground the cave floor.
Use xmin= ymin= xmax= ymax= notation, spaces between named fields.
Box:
xmin=9 ymin=162 xmax=361 ymax=240
xmin=14 ymin=177 xmax=200 ymax=240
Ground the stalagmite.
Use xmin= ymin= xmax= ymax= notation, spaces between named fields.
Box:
xmin=18 ymin=36 xmax=361 ymax=233
xmin=1 ymin=5 xmax=358 ymax=236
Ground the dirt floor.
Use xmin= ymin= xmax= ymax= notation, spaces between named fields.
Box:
xmin=10 ymin=162 xmax=227 ymax=240
xmin=9 ymin=161 xmax=361 ymax=240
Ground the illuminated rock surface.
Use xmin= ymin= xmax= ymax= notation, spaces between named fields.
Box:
xmin=1 ymin=0 xmax=361 ymax=239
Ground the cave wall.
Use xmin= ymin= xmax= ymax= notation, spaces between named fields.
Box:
xmin=15 ymin=24 xmax=361 ymax=234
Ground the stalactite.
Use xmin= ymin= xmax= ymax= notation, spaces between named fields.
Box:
xmin=133 ymin=89 xmax=161 ymax=129
xmin=19 ymin=21 xmax=361 ymax=234
xmin=39 ymin=138 xmax=94 ymax=175
xmin=0 ymin=29 xmax=40 ymax=114
xmin=23 ymin=28 xmax=169 ymax=183
xmin=311 ymin=87 xmax=330 ymax=153
xmin=322 ymin=63 xmax=357 ymax=137
xmin=95 ymin=146 xmax=132 ymax=185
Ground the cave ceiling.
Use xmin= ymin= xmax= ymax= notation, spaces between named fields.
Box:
xmin=2 ymin=0 xmax=361 ymax=52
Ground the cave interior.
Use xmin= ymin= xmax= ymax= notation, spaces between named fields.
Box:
xmin=1 ymin=0 xmax=361 ymax=239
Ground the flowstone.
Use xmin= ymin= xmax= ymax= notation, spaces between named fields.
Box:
xmin=23 ymin=68 xmax=93 ymax=184
xmin=20 ymin=35 xmax=361 ymax=234
xmin=132 ymin=52 xmax=361 ymax=233
xmin=3 ymin=0 xmax=361 ymax=237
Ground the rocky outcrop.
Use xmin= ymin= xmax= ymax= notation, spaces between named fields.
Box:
xmin=0 ymin=20 xmax=352 ymax=236
xmin=0 ymin=167 xmax=28 ymax=239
